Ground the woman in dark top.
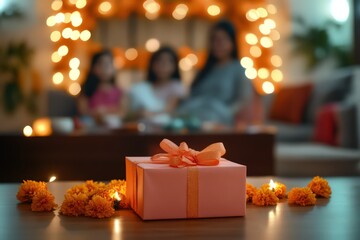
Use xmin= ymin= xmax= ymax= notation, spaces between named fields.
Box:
xmin=177 ymin=20 xmax=252 ymax=126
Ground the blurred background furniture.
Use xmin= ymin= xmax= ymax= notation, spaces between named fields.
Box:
xmin=261 ymin=67 xmax=360 ymax=176
xmin=0 ymin=130 xmax=275 ymax=182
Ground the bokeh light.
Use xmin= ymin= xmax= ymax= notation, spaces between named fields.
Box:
xmin=23 ymin=125 xmax=33 ymax=137
xmin=80 ymin=30 xmax=91 ymax=41
xmin=68 ymin=82 xmax=81 ymax=96
xmin=245 ymin=33 xmax=258 ymax=45
xmin=125 ymin=48 xmax=138 ymax=61
xmin=145 ymin=38 xmax=160 ymax=52
xmin=69 ymin=57 xmax=80 ymax=69
xmin=271 ymin=55 xmax=283 ymax=67
xmin=240 ymin=57 xmax=254 ymax=69
xmin=245 ymin=68 xmax=257 ymax=80
xmin=69 ymin=69 xmax=80 ymax=81
xmin=98 ymin=1 xmax=112 ymax=14
xmin=262 ymin=81 xmax=275 ymax=94
xmin=207 ymin=4 xmax=221 ymax=16
xmin=250 ymin=46 xmax=262 ymax=58
xmin=52 ymin=72 xmax=64 ymax=85
xmin=50 ymin=31 xmax=61 ymax=42
xmin=172 ymin=4 xmax=188 ymax=20
xmin=271 ymin=69 xmax=284 ymax=82
xmin=258 ymin=68 xmax=270 ymax=79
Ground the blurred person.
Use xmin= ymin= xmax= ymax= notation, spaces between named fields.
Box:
xmin=177 ymin=20 xmax=253 ymax=126
xmin=127 ymin=46 xmax=186 ymax=121
xmin=78 ymin=50 xmax=123 ymax=126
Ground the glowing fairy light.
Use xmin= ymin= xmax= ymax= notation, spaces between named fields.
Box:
xmin=23 ymin=125 xmax=33 ymax=137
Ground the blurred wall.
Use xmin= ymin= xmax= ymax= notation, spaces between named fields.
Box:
xmin=0 ymin=0 xmax=355 ymax=132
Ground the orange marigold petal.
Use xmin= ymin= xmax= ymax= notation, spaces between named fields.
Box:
xmin=16 ymin=180 xmax=47 ymax=203
xmin=308 ymin=176 xmax=332 ymax=198
xmin=85 ymin=195 xmax=115 ymax=218
xmin=31 ymin=189 xmax=58 ymax=212
xmin=288 ymin=187 xmax=316 ymax=206
xmin=252 ymin=188 xmax=279 ymax=206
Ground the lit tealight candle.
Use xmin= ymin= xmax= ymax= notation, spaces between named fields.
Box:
xmin=263 ymin=179 xmax=287 ymax=199
xmin=112 ymin=191 xmax=122 ymax=210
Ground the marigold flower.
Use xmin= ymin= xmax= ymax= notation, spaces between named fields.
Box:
xmin=108 ymin=179 xmax=127 ymax=196
xmin=31 ymin=189 xmax=58 ymax=212
xmin=60 ymin=193 xmax=88 ymax=216
xmin=16 ymin=180 xmax=47 ymax=203
xmin=261 ymin=182 xmax=287 ymax=199
xmin=84 ymin=180 xmax=106 ymax=196
xmin=85 ymin=195 xmax=115 ymax=218
xmin=252 ymin=188 xmax=279 ymax=206
xmin=246 ymin=183 xmax=257 ymax=203
xmin=288 ymin=187 xmax=316 ymax=206
xmin=308 ymin=176 xmax=332 ymax=198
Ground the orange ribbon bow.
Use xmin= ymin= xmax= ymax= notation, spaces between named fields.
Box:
xmin=151 ymin=139 xmax=226 ymax=168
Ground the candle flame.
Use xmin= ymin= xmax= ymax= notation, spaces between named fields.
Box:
xmin=49 ymin=176 xmax=57 ymax=182
xmin=113 ymin=191 xmax=121 ymax=201
xmin=269 ymin=179 xmax=277 ymax=191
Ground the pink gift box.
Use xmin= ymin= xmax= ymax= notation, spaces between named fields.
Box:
xmin=126 ymin=157 xmax=246 ymax=220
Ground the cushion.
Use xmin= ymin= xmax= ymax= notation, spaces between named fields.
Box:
xmin=313 ymin=103 xmax=338 ymax=146
xmin=269 ymin=84 xmax=313 ymax=124
xmin=304 ymin=74 xmax=352 ymax=123
xmin=267 ymin=121 xmax=314 ymax=142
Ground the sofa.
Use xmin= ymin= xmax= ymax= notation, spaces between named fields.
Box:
xmin=263 ymin=66 xmax=360 ymax=176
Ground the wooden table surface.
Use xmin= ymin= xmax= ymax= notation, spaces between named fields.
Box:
xmin=0 ymin=177 xmax=359 ymax=240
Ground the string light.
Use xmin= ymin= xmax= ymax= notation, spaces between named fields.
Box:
xmin=23 ymin=125 xmax=33 ymax=137
xmin=125 ymin=48 xmax=138 ymax=61
xmin=256 ymin=8 xmax=268 ymax=18
xmin=68 ymin=82 xmax=81 ymax=96
xmin=46 ymin=16 xmax=56 ymax=27
xmin=50 ymin=31 xmax=61 ymax=42
xmin=76 ymin=0 xmax=87 ymax=9
xmin=264 ymin=19 xmax=276 ymax=29
xmin=51 ymin=52 xmax=62 ymax=63
xmin=52 ymin=72 xmax=64 ymax=85
xmin=69 ymin=58 xmax=80 ymax=69
xmin=145 ymin=38 xmax=160 ymax=52
xmin=260 ymin=36 xmax=273 ymax=48
xmin=262 ymin=81 xmax=275 ymax=94
xmin=250 ymin=46 xmax=262 ymax=58
xmin=62 ymin=27 xmax=72 ymax=39
xmin=98 ymin=1 xmax=112 ymax=15
xmin=58 ymin=45 xmax=69 ymax=56
xmin=64 ymin=12 xmax=71 ymax=23
xmin=245 ymin=33 xmax=258 ymax=45
xmin=271 ymin=69 xmax=283 ymax=82
xmin=80 ymin=30 xmax=91 ymax=41
xmin=258 ymin=68 xmax=270 ymax=79
xmin=259 ymin=24 xmax=271 ymax=35
xmin=70 ymin=30 xmax=80 ymax=40
xmin=143 ymin=0 xmax=160 ymax=14
xmin=69 ymin=69 xmax=80 ymax=81
xmin=55 ymin=12 xmax=65 ymax=23
xmin=179 ymin=57 xmax=193 ymax=71
xmin=71 ymin=11 xmax=82 ymax=27
xmin=240 ymin=57 xmax=253 ymax=69
xmin=172 ymin=4 xmax=188 ymax=20
xmin=51 ymin=0 xmax=63 ymax=11
xmin=267 ymin=4 xmax=277 ymax=14
xmin=207 ymin=4 xmax=221 ymax=16
xmin=271 ymin=55 xmax=282 ymax=67
xmin=270 ymin=30 xmax=280 ymax=41
xmin=246 ymin=9 xmax=259 ymax=22
xmin=187 ymin=53 xmax=198 ymax=65
xmin=245 ymin=68 xmax=257 ymax=80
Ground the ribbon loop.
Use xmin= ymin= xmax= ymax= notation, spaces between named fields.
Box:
xmin=150 ymin=138 xmax=225 ymax=168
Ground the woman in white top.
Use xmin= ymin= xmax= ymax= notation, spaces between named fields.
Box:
xmin=128 ymin=47 xmax=186 ymax=121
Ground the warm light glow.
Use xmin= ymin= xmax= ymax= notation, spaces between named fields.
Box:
xmin=207 ymin=4 xmax=221 ymax=16
xmin=172 ymin=3 xmax=188 ymax=20
xmin=145 ymin=12 xmax=159 ymax=20
xmin=50 ymin=31 xmax=61 ymax=42
xmin=145 ymin=38 xmax=160 ymax=52
xmin=114 ymin=56 xmax=125 ymax=69
xmin=98 ymin=1 xmax=112 ymax=14
xmin=62 ymin=27 xmax=72 ymax=39
xmin=269 ymin=179 xmax=277 ymax=191
xmin=46 ymin=16 xmax=56 ymax=27
xmin=80 ymin=30 xmax=91 ymax=41
xmin=245 ymin=68 xmax=257 ymax=80
xmin=245 ymin=33 xmax=258 ymax=45
xmin=271 ymin=69 xmax=283 ymax=82
xmin=49 ymin=176 xmax=57 ymax=183
xmin=71 ymin=11 xmax=82 ymax=27
xmin=52 ymin=72 xmax=64 ymax=85
xmin=33 ymin=118 xmax=52 ymax=136
xmin=330 ymin=0 xmax=350 ymax=23
xmin=246 ymin=9 xmax=259 ymax=22
xmin=51 ymin=52 xmax=62 ymax=63
xmin=257 ymin=7 xmax=268 ymax=18
xmin=69 ymin=69 xmax=80 ymax=81
xmin=76 ymin=0 xmax=87 ymax=9
xmin=250 ymin=46 xmax=262 ymax=58
xmin=69 ymin=58 xmax=80 ymax=69
xmin=258 ymin=68 xmax=270 ymax=79
xmin=260 ymin=37 xmax=273 ymax=48
xmin=68 ymin=82 xmax=81 ymax=96
xmin=240 ymin=57 xmax=253 ymax=69
xmin=271 ymin=55 xmax=282 ymax=67
xmin=264 ymin=19 xmax=276 ymax=29
xmin=51 ymin=0 xmax=63 ymax=11
xmin=55 ymin=12 xmax=65 ymax=23
xmin=113 ymin=192 xmax=121 ymax=201
xmin=267 ymin=4 xmax=277 ymax=14
xmin=125 ymin=48 xmax=138 ymax=61
xmin=187 ymin=53 xmax=198 ymax=66
xmin=143 ymin=0 xmax=160 ymax=14
xmin=262 ymin=81 xmax=275 ymax=94
xmin=259 ymin=24 xmax=271 ymax=35
xmin=270 ymin=30 xmax=281 ymax=41
xmin=69 ymin=0 xmax=77 ymax=4
xmin=58 ymin=45 xmax=69 ymax=57
xmin=64 ymin=12 xmax=71 ymax=23
xmin=23 ymin=125 xmax=33 ymax=137
xmin=179 ymin=57 xmax=193 ymax=71
xmin=70 ymin=30 xmax=80 ymax=40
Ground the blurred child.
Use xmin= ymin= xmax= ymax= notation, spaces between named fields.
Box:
xmin=78 ymin=50 xmax=123 ymax=126
xmin=128 ymin=47 xmax=186 ymax=120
